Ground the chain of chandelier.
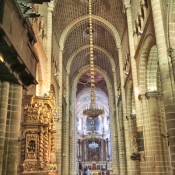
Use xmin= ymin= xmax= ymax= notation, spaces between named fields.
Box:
xmin=89 ymin=0 xmax=95 ymax=89
xmin=82 ymin=0 xmax=104 ymax=120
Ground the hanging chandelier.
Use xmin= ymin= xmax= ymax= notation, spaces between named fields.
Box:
xmin=83 ymin=0 xmax=104 ymax=120
xmin=86 ymin=119 xmax=100 ymax=143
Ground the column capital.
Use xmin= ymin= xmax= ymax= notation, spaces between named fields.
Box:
xmin=123 ymin=2 xmax=131 ymax=11
xmin=48 ymin=4 xmax=54 ymax=12
xmin=116 ymin=45 xmax=121 ymax=50
xmin=145 ymin=91 xmax=159 ymax=99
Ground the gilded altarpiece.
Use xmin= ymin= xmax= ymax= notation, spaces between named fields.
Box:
xmin=21 ymin=95 xmax=58 ymax=175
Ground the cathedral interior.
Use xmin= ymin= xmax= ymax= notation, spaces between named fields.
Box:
xmin=0 ymin=0 xmax=175 ymax=175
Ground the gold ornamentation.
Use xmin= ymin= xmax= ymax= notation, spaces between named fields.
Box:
xmin=25 ymin=163 xmax=37 ymax=171
xmin=22 ymin=95 xmax=57 ymax=173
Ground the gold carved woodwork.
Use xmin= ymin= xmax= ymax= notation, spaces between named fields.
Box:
xmin=25 ymin=163 xmax=37 ymax=171
xmin=21 ymin=95 xmax=58 ymax=174
xmin=26 ymin=134 xmax=37 ymax=159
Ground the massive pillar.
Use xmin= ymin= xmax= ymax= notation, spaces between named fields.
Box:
xmin=108 ymin=85 xmax=119 ymax=175
xmin=118 ymin=46 xmax=139 ymax=175
xmin=117 ymin=102 xmax=127 ymax=174
xmin=45 ymin=1 xmax=54 ymax=92
xmin=62 ymin=71 xmax=70 ymax=175
xmin=0 ymin=81 xmax=9 ymax=175
xmin=70 ymin=86 xmax=77 ymax=175
xmin=56 ymin=49 xmax=63 ymax=175
xmin=1 ymin=83 xmax=22 ymax=175
xmin=113 ymin=68 xmax=120 ymax=173
xmin=138 ymin=92 xmax=171 ymax=174
xmin=126 ymin=86 xmax=140 ymax=175
xmin=150 ymin=0 xmax=175 ymax=173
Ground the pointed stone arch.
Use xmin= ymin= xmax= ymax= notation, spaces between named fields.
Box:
xmin=66 ymin=45 xmax=116 ymax=72
xmin=139 ymin=35 xmax=156 ymax=94
xmin=59 ymin=15 xmax=121 ymax=50
xmin=70 ymin=65 xmax=119 ymax=175
xmin=72 ymin=65 xmax=112 ymax=89
xmin=147 ymin=46 xmax=158 ymax=91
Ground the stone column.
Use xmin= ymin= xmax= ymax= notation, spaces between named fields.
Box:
xmin=150 ymin=0 xmax=175 ymax=173
xmin=102 ymin=139 xmax=106 ymax=162
xmin=138 ymin=92 xmax=171 ymax=174
xmin=4 ymin=84 xmax=22 ymax=175
xmin=98 ymin=141 xmax=101 ymax=161
xmin=124 ymin=2 xmax=144 ymax=174
xmin=86 ymin=142 xmax=89 ymax=162
xmin=84 ymin=140 xmax=87 ymax=162
xmin=80 ymin=140 xmax=82 ymax=161
xmin=113 ymin=68 xmax=120 ymax=173
xmin=118 ymin=46 xmax=137 ymax=175
xmin=56 ymin=49 xmax=63 ymax=175
xmin=100 ymin=139 xmax=103 ymax=161
xmin=106 ymin=139 xmax=109 ymax=160
xmin=108 ymin=86 xmax=119 ymax=175
xmin=167 ymin=0 xmax=175 ymax=80
xmin=143 ymin=92 xmax=171 ymax=174
xmin=45 ymin=1 xmax=54 ymax=91
xmin=78 ymin=139 xmax=80 ymax=160
xmin=117 ymin=102 xmax=127 ymax=175
xmin=62 ymin=70 xmax=70 ymax=175
xmin=126 ymin=88 xmax=140 ymax=175
xmin=0 ymin=81 xmax=9 ymax=175
xmin=70 ymin=86 xmax=77 ymax=175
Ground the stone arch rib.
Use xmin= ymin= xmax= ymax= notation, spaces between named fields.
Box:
xmin=59 ymin=15 xmax=121 ymax=50
xmin=66 ymin=44 xmax=116 ymax=72
xmin=139 ymin=35 xmax=156 ymax=94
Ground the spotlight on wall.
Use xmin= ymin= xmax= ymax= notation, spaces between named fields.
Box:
xmin=54 ymin=73 xmax=58 ymax=77
xmin=125 ymin=72 xmax=129 ymax=75
xmin=0 ymin=53 xmax=4 ymax=62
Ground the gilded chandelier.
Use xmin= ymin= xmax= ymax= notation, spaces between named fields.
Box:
xmin=83 ymin=0 xmax=104 ymax=120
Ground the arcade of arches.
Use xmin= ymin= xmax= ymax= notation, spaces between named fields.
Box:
xmin=0 ymin=0 xmax=175 ymax=175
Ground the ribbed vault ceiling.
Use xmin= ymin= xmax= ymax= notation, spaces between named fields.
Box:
xmin=54 ymin=0 xmax=127 ymax=96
